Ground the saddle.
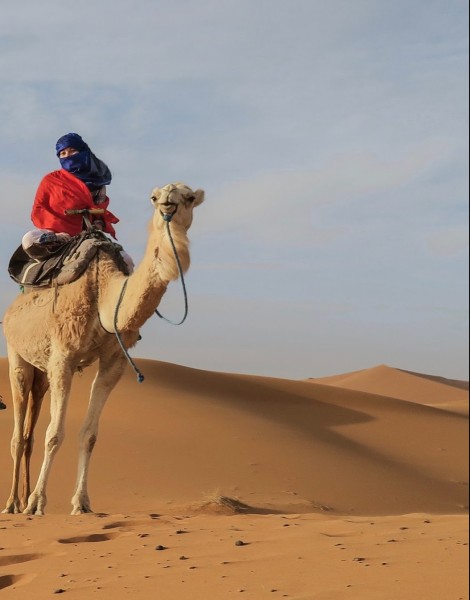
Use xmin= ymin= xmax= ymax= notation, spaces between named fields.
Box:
xmin=8 ymin=230 xmax=129 ymax=288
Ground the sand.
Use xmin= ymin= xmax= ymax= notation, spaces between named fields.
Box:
xmin=0 ymin=357 xmax=468 ymax=599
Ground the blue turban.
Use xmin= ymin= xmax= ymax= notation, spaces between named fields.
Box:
xmin=55 ymin=132 xmax=89 ymax=155
xmin=55 ymin=132 xmax=112 ymax=189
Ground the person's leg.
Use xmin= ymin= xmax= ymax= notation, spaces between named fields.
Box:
xmin=120 ymin=250 xmax=134 ymax=273
xmin=22 ymin=229 xmax=71 ymax=259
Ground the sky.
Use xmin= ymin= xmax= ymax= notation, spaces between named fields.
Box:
xmin=0 ymin=0 xmax=468 ymax=381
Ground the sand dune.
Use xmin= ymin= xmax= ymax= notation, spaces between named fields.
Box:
xmin=0 ymin=357 xmax=468 ymax=599
xmin=1 ymin=358 xmax=468 ymax=516
xmin=313 ymin=364 xmax=469 ymax=415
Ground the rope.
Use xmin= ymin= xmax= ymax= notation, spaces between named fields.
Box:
xmin=155 ymin=216 xmax=189 ymax=325
xmin=113 ymin=278 xmax=145 ymax=383
xmin=112 ymin=212 xmax=189 ymax=383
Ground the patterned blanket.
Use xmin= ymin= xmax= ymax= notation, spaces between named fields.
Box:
xmin=8 ymin=230 xmax=128 ymax=288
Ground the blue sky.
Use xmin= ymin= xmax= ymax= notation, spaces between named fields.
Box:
xmin=0 ymin=0 xmax=468 ymax=380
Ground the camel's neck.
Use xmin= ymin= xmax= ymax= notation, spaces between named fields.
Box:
xmin=99 ymin=220 xmax=191 ymax=333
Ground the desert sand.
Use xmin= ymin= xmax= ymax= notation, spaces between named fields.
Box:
xmin=0 ymin=357 xmax=468 ymax=599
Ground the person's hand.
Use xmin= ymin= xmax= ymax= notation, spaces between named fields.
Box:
xmin=56 ymin=233 xmax=72 ymax=242
xmin=94 ymin=219 xmax=104 ymax=231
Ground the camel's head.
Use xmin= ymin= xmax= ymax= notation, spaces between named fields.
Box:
xmin=150 ymin=182 xmax=205 ymax=230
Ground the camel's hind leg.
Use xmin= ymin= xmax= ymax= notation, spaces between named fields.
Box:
xmin=71 ymin=353 xmax=127 ymax=515
xmin=2 ymin=351 xmax=35 ymax=514
xmin=21 ymin=368 xmax=49 ymax=510
xmin=24 ymin=355 xmax=74 ymax=515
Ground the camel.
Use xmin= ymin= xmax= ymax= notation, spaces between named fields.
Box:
xmin=2 ymin=182 xmax=204 ymax=515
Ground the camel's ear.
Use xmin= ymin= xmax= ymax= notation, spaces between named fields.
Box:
xmin=193 ymin=189 xmax=205 ymax=207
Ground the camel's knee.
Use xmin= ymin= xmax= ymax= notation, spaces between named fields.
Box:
xmin=79 ymin=432 xmax=97 ymax=454
xmin=87 ymin=434 xmax=97 ymax=453
xmin=46 ymin=434 xmax=62 ymax=453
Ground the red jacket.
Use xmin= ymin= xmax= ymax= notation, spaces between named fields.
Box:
xmin=32 ymin=169 xmax=119 ymax=238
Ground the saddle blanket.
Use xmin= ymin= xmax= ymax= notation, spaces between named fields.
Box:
xmin=8 ymin=230 xmax=129 ymax=288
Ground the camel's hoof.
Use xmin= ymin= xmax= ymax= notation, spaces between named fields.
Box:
xmin=2 ymin=507 xmax=19 ymax=514
xmin=23 ymin=503 xmax=45 ymax=516
xmin=71 ymin=506 xmax=93 ymax=515
xmin=23 ymin=508 xmax=44 ymax=516
xmin=2 ymin=501 xmax=21 ymax=514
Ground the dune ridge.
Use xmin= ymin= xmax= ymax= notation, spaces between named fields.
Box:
xmin=313 ymin=363 xmax=469 ymax=415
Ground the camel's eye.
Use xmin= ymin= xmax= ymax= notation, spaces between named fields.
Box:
xmin=150 ymin=195 xmax=157 ymax=202
xmin=185 ymin=194 xmax=195 ymax=203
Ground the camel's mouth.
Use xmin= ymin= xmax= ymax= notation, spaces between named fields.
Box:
xmin=157 ymin=202 xmax=178 ymax=221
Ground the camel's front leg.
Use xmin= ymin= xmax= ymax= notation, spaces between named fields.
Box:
xmin=71 ymin=354 xmax=127 ymax=515
xmin=24 ymin=361 xmax=73 ymax=515
xmin=2 ymin=353 xmax=34 ymax=514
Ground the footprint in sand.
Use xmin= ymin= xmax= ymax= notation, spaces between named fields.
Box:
xmin=0 ymin=574 xmax=36 ymax=590
xmin=57 ymin=533 xmax=118 ymax=544
xmin=0 ymin=575 xmax=22 ymax=590
xmin=0 ymin=553 xmax=44 ymax=567
xmin=101 ymin=520 xmax=143 ymax=531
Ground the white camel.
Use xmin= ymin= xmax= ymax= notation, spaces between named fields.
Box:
xmin=2 ymin=182 xmax=204 ymax=515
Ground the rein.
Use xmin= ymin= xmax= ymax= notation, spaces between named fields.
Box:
xmin=113 ymin=278 xmax=145 ymax=383
xmin=112 ymin=207 xmax=189 ymax=383
xmin=155 ymin=211 xmax=189 ymax=326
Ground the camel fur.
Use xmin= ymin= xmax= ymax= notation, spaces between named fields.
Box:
xmin=2 ymin=182 xmax=204 ymax=515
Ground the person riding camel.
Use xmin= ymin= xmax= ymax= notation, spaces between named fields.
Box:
xmin=22 ymin=133 xmax=133 ymax=270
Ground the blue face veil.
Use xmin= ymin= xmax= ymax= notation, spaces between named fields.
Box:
xmin=55 ymin=133 xmax=112 ymax=189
